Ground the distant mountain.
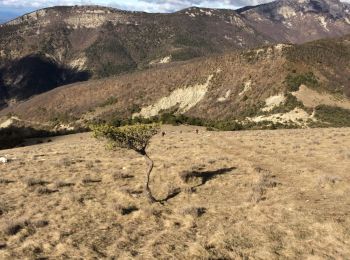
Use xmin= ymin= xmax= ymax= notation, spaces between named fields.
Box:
xmin=1 ymin=0 xmax=350 ymax=107
xmin=239 ymin=0 xmax=350 ymax=43
xmin=0 ymin=5 xmax=273 ymax=107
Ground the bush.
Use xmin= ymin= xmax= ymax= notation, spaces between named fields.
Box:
xmin=208 ymin=121 xmax=243 ymax=131
xmin=105 ymin=111 xmax=302 ymax=132
xmin=269 ymin=93 xmax=305 ymax=114
xmin=91 ymin=123 xmax=160 ymax=202
xmin=314 ymin=105 xmax=350 ymax=127
xmin=91 ymin=123 xmax=159 ymax=154
xmin=171 ymin=48 xmax=201 ymax=61
xmin=98 ymin=96 xmax=118 ymax=107
xmin=285 ymin=72 xmax=318 ymax=92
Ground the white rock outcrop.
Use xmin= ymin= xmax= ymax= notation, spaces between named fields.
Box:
xmin=133 ymin=74 xmax=214 ymax=119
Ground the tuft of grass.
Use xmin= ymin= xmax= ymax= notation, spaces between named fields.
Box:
xmin=250 ymin=173 xmax=279 ymax=203
xmin=318 ymin=175 xmax=341 ymax=187
xmin=181 ymin=206 xmax=206 ymax=217
xmin=98 ymin=96 xmax=118 ymax=108
xmin=3 ymin=220 xmax=29 ymax=236
xmin=116 ymin=205 xmax=139 ymax=215
xmin=0 ymin=179 xmax=15 ymax=184
xmin=36 ymin=187 xmax=58 ymax=195
xmin=85 ymin=161 xmax=94 ymax=169
xmin=82 ymin=178 xmax=102 ymax=184
xmin=55 ymin=181 xmax=75 ymax=188
xmin=26 ymin=178 xmax=49 ymax=187
xmin=57 ymin=158 xmax=73 ymax=167
xmin=33 ymin=220 xmax=49 ymax=228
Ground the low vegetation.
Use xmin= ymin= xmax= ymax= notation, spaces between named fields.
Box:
xmin=91 ymin=123 xmax=160 ymax=202
xmin=0 ymin=125 xmax=80 ymax=150
xmin=268 ymin=93 xmax=306 ymax=114
xmin=1 ymin=126 xmax=349 ymax=258
xmin=89 ymin=111 xmax=303 ymax=133
xmin=313 ymin=105 xmax=350 ymax=127
xmin=98 ymin=96 xmax=118 ymax=108
xmin=285 ymin=72 xmax=318 ymax=92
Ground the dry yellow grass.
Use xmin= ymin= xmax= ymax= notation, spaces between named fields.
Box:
xmin=0 ymin=126 xmax=350 ymax=259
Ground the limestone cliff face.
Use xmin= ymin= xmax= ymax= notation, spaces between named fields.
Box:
xmin=5 ymin=6 xmax=132 ymax=28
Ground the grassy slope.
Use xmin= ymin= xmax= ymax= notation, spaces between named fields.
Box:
xmin=0 ymin=126 xmax=349 ymax=258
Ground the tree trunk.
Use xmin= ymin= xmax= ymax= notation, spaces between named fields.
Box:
xmin=144 ymin=153 xmax=157 ymax=203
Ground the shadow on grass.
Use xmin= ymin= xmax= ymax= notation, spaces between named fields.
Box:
xmin=157 ymin=167 xmax=236 ymax=204
xmin=181 ymin=167 xmax=237 ymax=187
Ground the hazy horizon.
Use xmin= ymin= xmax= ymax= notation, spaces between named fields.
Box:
xmin=1 ymin=0 xmax=273 ymax=23
xmin=1 ymin=0 xmax=350 ymax=24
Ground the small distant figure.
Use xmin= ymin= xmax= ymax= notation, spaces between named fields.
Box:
xmin=196 ymin=129 xmax=199 ymax=134
xmin=162 ymin=131 xmax=166 ymax=137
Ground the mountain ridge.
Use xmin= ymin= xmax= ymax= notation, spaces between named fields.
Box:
xmin=1 ymin=35 xmax=349 ymax=130
xmin=1 ymin=0 xmax=350 ymax=108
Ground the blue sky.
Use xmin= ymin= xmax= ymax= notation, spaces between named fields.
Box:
xmin=0 ymin=0 xmax=271 ymax=18
xmin=1 ymin=0 xmax=350 ymax=23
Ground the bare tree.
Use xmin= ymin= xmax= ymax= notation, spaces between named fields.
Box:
xmin=91 ymin=123 xmax=160 ymax=202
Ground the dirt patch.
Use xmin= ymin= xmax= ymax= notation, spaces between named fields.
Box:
xmin=292 ymin=85 xmax=350 ymax=109
xmin=252 ymin=107 xmax=313 ymax=125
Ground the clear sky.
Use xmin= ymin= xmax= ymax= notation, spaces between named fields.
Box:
xmin=0 ymin=0 xmax=350 ymax=23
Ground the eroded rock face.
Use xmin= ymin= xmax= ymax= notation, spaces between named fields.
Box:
xmin=5 ymin=7 xmax=128 ymax=28
xmin=239 ymin=0 xmax=350 ymax=43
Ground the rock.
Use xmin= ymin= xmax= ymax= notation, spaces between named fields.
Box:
xmin=0 ymin=157 xmax=8 ymax=164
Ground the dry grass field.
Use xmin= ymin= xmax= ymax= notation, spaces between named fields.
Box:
xmin=0 ymin=126 xmax=350 ymax=259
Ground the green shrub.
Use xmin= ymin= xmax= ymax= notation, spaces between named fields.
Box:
xmin=314 ymin=105 xmax=350 ymax=127
xmin=285 ymin=72 xmax=318 ymax=92
xmin=96 ymin=63 xmax=136 ymax=78
xmin=50 ymin=112 xmax=78 ymax=124
xmin=171 ymin=49 xmax=201 ymax=61
xmin=91 ymin=123 xmax=159 ymax=154
xmin=269 ymin=93 xmax=305 ymax=114
xmin=208 ymin=121 xmax=243 ymax=131
xmin=238 ymin=101 xmax=266 ymax=119
xmin=91 ymin=123 xmax=160 ymax=202
xmin=174 ymin=35 xmax=209 ymax=48
xmin=98 ymin=97 xmax=118 ymax=108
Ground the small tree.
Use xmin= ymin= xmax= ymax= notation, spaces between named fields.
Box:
xmin=91 ymin=123 xmax=160 ymax=202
